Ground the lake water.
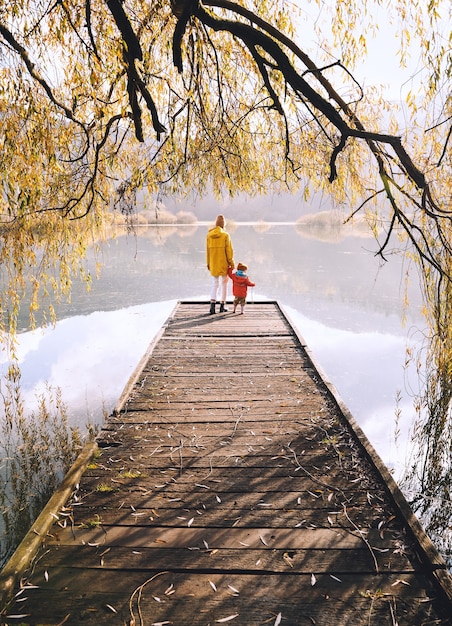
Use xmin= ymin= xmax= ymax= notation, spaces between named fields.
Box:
xmin=2 ymin=223 xmax=426 ymax=481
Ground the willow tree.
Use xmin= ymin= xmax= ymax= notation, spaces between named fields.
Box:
xmin=0 ymin=0 xmax=451 ymax=552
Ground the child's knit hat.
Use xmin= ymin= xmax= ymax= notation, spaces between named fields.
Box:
xmin=237 ymin=262 xmax=247 ymax=271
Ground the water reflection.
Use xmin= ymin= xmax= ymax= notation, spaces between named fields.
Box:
xmin=284 ymin=306 xmax=419 ymax=479
xmin=7 ymin=302 xmax=177 ymax=424
xmin=17 ymin=223 xmax=422 ymax=333
xmin=2 ymin=224 xmax=425 ymax=481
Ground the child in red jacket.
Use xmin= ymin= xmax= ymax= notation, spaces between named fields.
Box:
xmin=227 ymin=263 xmax=255 ymax=314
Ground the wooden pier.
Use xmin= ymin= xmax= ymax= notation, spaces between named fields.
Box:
xmin=1 ymin=301 xmax=452 ymax=625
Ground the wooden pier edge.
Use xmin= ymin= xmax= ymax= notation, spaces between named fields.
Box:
xmin=0 ymin=440 xmax=98 ymax=608
xmin=280 ymin=302 xmax=452 ymax=606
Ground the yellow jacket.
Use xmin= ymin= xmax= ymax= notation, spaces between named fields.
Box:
xmin=206 ymin=226 xmax=234 ymax=277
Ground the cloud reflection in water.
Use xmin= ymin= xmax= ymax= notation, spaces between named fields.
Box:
xmin=285 ymin=306 xmax=419 ymax=479
xmin=2 ymin=301 xmax=177 ymax=425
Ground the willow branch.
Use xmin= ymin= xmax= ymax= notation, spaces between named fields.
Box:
xmin=0 ymin=20 xmax=91 ymax=166
xmin=0 ymin=23 xmax=82 ymax=127
xmin=104 ymin=0 xmax=166 ymax=140
xmin=85 ymin=0 xmax=100 ymax=59
xmin=106 ymin=0 xmax=142 ymax=60
xmin=437 ymin=124 xmax=452 ymax=167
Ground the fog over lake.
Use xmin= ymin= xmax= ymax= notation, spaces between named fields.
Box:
xmin=1 ymin=221 xmax=426 ymax=481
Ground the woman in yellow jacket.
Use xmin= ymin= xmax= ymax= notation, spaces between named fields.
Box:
xmin=206 ymin=215 xmax=235 ymax=314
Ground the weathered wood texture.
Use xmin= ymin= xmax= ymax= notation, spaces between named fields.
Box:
xmin=2 ymin=302 xmax=452 ymax=625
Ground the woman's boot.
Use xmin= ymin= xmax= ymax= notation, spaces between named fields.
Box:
xmin=209 ymin=301 xmax=216 ymax=314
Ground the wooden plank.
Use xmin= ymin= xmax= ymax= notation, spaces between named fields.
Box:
xmin=11 ymin=572 xmax=443 ymax=626
xmin=82 ymin=451 xmax=348 ymax=469
xmin=75 ymin=488 xmax=385 ymax=511
xmin=36 ymin=544 xmax=417 ymax=574
xmin=72 ymin=475 xmax=379 ymax=496
xmin=71 ymin=506 xmax=396 ymax=531
xmin=45 ymin=524 xmax=401 ymax=552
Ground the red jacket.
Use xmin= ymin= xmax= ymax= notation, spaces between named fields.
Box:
xmin=228 ymin=267 xmax=255 ymax=298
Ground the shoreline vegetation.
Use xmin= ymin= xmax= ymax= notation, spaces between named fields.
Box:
xmin=108 ymin=206 xmax=374 ymax=243
xmin=0 ymin=383 xmax=85 ymax=570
